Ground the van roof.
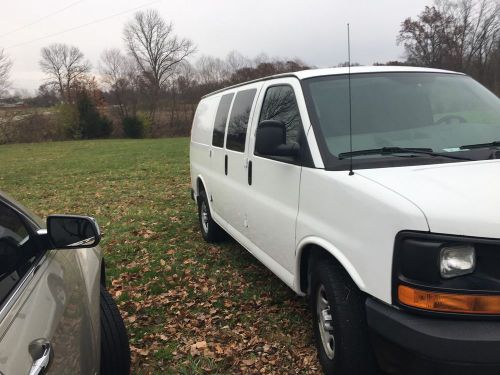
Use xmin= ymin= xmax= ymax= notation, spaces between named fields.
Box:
xmin=202 ymin=66 xmax=463 ymax=98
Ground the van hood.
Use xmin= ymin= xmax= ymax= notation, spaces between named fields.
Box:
xmin=357 ymin=160 xmax=500 ymax=239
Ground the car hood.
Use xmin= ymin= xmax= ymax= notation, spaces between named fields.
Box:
xmin=357 ymin=160 xmax=500 ymax=239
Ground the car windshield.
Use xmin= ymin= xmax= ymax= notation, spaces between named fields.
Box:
xmin=302 ymin=72 xmax=500 ymax=162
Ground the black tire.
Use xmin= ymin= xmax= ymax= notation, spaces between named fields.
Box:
xmin=100 ymin=285 xmax=131 ymax=375
xmin=197 ymin=190 xmax=224 ymax=242
xmin=310 ymin=255 xmax=378 ymax=375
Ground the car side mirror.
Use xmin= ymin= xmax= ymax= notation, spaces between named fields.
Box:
xmin=47 ymin=215 xmax=101 ymax=249
xmin=255 ymin=120 xmax=300 ymax=158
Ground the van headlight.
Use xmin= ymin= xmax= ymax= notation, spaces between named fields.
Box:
xmin=440 ymin=245 xmax=476 ymax=279
xmin=393 ymin=232 xmax=500 ymax=315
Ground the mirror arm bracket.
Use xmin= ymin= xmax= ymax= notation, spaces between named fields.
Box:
xmin=36 ymin=229 xmax=55 ymax=251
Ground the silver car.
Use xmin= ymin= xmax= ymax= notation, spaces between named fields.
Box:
xmin=0 ymin=192 xmax=130 ymax=374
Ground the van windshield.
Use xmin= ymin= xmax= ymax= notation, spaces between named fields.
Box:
xmin=302 ymin=72 xmax=500 ymax=166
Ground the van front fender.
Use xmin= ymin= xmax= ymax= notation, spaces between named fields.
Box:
xmin=295 ymin=236 xmax=366 ymax=295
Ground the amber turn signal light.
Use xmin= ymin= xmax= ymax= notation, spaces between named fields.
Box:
xmin=398 ymin=285 xmax=500 ymax=314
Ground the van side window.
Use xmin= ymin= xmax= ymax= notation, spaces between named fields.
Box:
xmin=226 ymin=89 xmax=257 ymax=152
xmin=212 ymin=93 xmax=234 ymax=147
xmin=258 ymin=85 xmax=302 ymax=145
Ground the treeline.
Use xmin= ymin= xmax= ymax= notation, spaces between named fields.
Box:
xmin=0 ymin=0 xmax=499 ymax=145
xmin=0 ymin=9 xmax=309 ymax=143
xmin=97 ymin=47 xmax=308 ymax=138
xmin=398 ymin=0 xmax=500 ymax=94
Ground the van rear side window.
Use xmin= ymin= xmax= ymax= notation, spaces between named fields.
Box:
xmin=226 ymin=89 xmax=257 ymax=152
xmin=212 ymin=93 xmax=234 ymax=147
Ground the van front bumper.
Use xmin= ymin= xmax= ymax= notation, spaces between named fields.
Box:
xmin=366 ymin=298 xmax=500 ymax=375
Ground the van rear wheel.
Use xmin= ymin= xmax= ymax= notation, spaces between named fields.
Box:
xmin=310 ymin=256 xmax=378 ymax=375
xmin=197 ymin=190 xmax=223 ymax=242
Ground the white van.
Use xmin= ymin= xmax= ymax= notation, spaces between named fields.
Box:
xmin=189 ymin=66 xmax=500 ymax=375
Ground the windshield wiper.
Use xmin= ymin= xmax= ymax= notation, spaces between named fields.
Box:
xmin=338 ymin=147 xmax=473 ymax=161
xmin=459 ymin=141 xmax=500 ymax=150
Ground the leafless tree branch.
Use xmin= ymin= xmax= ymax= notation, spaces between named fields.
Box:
xmin=0 ymin=49 xmax=13 ymax=97
xmin=123 ymin=9 xmax=195 ymax=122
xmin=39 ymin=43 xmax=91 ymax=102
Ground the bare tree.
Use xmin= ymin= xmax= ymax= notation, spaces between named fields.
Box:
xmin=437 ymin=0 xmax=500 ymax=73
xmin=253 ymin=53 xmax=271 ymax=66
xmin=398 ymin=5 xmax=456 ymax=67
xmin=39 ymin=43 xmax=91 ymax=102
xmin=0 ymin=49 xmax=12 ymax=97
xmin=195 ymin=55 xmax=229 ymax=85
xmin=99 ymin=48 xmax=139 ymax=118
xmin=226 ymin=50 xmax=252 ymax=75
xmin=123 ymin=9 xmax=195 ymax=123
xmin=464 ymin=0 xmax=500 ymax=79
xmin=398 ymin=0 xmax=500 ymax=92
xmin=174 ymin=61 xmax=198 ymax=124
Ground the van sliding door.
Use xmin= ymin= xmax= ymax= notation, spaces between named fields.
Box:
xmin=214 ymin=87 xmax=258 ymax=233
xmin=207 ymin=93 xmax=233 ymax=221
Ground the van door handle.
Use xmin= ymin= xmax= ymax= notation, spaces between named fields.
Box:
xmin=28 ymin=340 xmax=52 ymax=375
xmin=248 ymin=160 xmax=252 ymax=185
xmin=224 ymin=155 xmax=228 ymax=176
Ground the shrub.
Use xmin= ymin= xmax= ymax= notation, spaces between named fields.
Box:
xmin=76 ymin=91 xmax=112 ymax=139
xmin=100 ymin=115 xmax=113 ymax=138
xmin=122 ymin=116 xmax=144 ymax=138
xmin=56 ymin=103 xmax=80 ymax=139
xmin=137 ymin=112 xmax=152 ymax=137
xmin=0 ymin=110 xmax=66 ymax=145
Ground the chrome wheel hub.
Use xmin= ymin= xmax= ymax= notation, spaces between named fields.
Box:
xmin=317 ymin=284 xmax=335 ymax=360
xmin=201 ymin=202 xmax=209 ymax=233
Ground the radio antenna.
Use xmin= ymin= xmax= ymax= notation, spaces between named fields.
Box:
xmin=347 ymin=23 xmax=354 ymax=176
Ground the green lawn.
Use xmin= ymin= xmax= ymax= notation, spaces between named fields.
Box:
xmin=0 ymin=138 xmax=320 ymax=374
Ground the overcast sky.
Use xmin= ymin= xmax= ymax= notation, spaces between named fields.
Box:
xmin=1 ymin=0 xmax=431 ymax=93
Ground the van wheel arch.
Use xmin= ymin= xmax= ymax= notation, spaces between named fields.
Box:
xmin=196 ymin=185 xmax=225 ymax=242
xmin=196 ymin=177 xmax=206 ymax=204
xmin=299 ymin=245 xmax=360 ymax=296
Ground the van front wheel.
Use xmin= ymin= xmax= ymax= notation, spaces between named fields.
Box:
xmin=197 ymin=190 xmax=223 ymax=242
xmin=310 ymin=257 xmax=378 ymax=375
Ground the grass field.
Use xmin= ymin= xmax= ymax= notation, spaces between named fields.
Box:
xmin=0 ymin=138 xmax=321 ymax=374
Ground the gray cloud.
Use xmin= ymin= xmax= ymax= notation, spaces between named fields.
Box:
xmin=1 ymin=0 xmax=431 ymax=92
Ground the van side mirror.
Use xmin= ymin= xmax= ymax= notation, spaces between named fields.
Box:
xmin=255 ymin=120 xmax=300 ymax=158
xmin=47 ymin=215 xmax=101 ymax=249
